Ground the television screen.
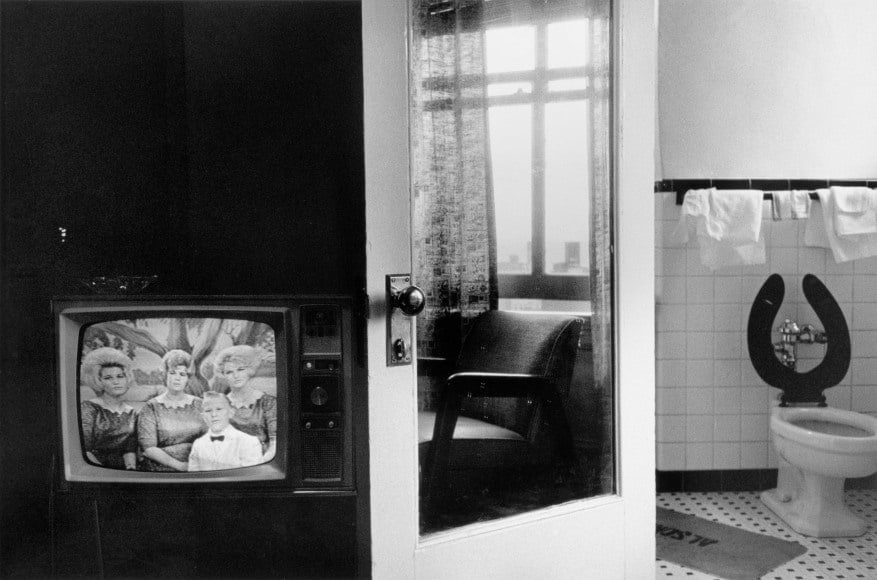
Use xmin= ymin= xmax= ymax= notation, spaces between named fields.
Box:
xmin=79 ymin=316 xmax=278 ymax=472
xmin=54 ymin=297 xmax=354 ymax=490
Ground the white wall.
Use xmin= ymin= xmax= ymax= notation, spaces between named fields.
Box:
xmin=658 ymin=0 xmax=877 ymax=179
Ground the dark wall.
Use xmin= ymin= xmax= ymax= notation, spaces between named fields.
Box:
xmin=0 ymin=1 xmax=364 ymax=576
xmin=182 ymin=2 xmax=365 ymax=294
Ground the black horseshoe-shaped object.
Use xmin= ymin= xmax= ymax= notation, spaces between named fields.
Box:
xmin=747 ymin=273 xmax=850 ymax=406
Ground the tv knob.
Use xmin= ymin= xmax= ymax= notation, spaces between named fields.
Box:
xmin=304 ymin=421 xmax=312 ymax=430
xmin=328 ymin=421 xmax=335 ymax=429
xmin=310 ymin=386 xmax=329 ymax=407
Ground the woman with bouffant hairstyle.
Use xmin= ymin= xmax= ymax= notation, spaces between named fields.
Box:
xmin=137 ymin=349 xmax=205 ymax=471
xmin=79 ymin=347 xmax=138 ymax=470
xmin=213 ymin=345 xmax=277 ymax=461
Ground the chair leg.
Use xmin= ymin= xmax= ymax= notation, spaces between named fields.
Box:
xmin=421 ymin=389 xmax=463 ymax=524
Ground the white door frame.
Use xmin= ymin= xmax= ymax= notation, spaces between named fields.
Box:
xmin=362 ymin=0 xmax=656 ymax=576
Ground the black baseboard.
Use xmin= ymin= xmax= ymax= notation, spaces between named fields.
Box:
xmin=657 ymin=469 xmax=778 ymax=493
xmin=847 ymin=472 xmax=877 ymax=490
xmin=658 ymin=469 xmax=877 ymax=493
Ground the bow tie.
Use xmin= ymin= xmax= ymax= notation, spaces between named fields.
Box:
xmin=210 ymin=435 xmax=225 ymax=442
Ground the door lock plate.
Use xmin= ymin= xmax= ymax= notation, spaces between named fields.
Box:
xmin=387 ymin=274 xmax=416 ymax=366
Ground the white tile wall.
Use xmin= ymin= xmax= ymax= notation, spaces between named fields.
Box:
xmin=655 ymin=192 xmax=877 ymax=471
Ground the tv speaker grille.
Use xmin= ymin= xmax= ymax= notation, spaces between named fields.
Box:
xmin=302 ymin=431 xmax=342 ymax=480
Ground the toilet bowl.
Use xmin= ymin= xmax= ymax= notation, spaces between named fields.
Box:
xmin=761 ymin=405 xmax=877 ymax=537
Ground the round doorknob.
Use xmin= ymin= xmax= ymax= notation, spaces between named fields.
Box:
xmin=395 ymin=285 xmax=426 ymax=316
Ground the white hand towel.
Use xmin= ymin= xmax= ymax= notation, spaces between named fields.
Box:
xmin=672 ymin=188 xmax=710 ymax=245
xmin=804 ymin=195 xmax=830 ymax=248
xmin=702 ymin=189 xmax=763 ymax=244
xmin=791 ymin=190 xmax=811 ymax=219
xmin=771 ymin=191 xmax=792 ymax=221
xmin=832 ymin=186 xmax=877 ymax=235
xmin=673 ymin=188 xmax=765 ymax=270
xmin=812 ymin=188 xmax=877 ymax=262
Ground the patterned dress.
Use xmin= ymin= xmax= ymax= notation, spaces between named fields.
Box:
xmin=80 ymin=400 xmax=137 ymax=469
xmin=228 ymin=391 xmax=277 ymax=456
xmin=137 ymin=393 xmax=205 ymax=471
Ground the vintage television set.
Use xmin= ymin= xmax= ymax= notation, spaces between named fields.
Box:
xmin=53 ymin=295 xmax=355 ymax=491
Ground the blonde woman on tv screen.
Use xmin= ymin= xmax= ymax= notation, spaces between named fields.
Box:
xmin=212 ymin=345 xmax=277 ymax=462
xmin=79 ymin=347 xmax=138 ymax=470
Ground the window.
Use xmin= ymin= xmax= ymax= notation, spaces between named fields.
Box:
xmin=487 ymin=18 xmax=596 ymax=303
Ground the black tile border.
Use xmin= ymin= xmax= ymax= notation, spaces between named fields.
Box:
xmin=655 ymin=178 xmax=877 ymax=205
xmin=847 ymin=472 xmax=877 ymax=490
xmin=711 ymin=179 xmax=750 ymax=190
xmin=751 ymin=179 xmax=791 ymax=191
xmin=657 ymin=469 xmax=777 ymax=493
xmin=790 ymin=178 xmax=830 ymax=190
xmin=657 ymin=469 xmax=877 ymax=492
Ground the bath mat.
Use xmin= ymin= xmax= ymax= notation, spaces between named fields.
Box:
xmin=656 ymin=507 xmax=807 ymax=580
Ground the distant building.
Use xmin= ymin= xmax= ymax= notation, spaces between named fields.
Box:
xmin=551 ymin=241 xmax=587 ymax=274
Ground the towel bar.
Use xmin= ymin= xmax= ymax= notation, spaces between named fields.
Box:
xmin=675 ymin=190 xmax=820 ymax=205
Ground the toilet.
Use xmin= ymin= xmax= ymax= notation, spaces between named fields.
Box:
xmin=761 ymin=406 xmax=877 ymax=537
xmin=748 ymin=273 xmax=877 ymax=537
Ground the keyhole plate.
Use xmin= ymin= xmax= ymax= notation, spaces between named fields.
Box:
xmin=387 ymin=274 xmax=415 ymax=366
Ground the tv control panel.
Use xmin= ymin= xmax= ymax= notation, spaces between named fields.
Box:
xmin=297 ymin=304 xmax=353 ymax=487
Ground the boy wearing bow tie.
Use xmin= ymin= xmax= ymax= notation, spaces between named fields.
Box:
xmin=188 ymin=391 xmax=263 ymax=471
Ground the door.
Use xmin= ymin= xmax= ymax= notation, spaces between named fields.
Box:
xmin=362 ymin=0 xmax=656 ymax=577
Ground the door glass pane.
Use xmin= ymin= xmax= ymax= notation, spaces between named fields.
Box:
xmin=487 ymin=82 xmax=533 ymax=97
xmin=544 ymin=99 xmax=590 ymax=276
xmin=547 ymin=19 xmax=590 ymax=68
xmin=548 ymin=77 xmax=589 ymax=92
xmin=410 ymin=0 xmax=614 ymax=536
xmin=490 ymin=104 xmax=533 ymax=275
xmin=485 ymin=26 xmax=536 ymax=73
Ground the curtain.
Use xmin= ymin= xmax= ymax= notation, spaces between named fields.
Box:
xmin=587 ymin=4 xmax=614 ymax=491
xmin=411 ymin=1 xmax=498 ymax=360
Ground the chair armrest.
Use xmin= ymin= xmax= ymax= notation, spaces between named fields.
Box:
xmin=423 ymin=373 xmax=552 ymax=520
xmin=446 ymin=372 xmax=549 ymax=398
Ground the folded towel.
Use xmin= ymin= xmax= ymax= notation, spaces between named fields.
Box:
xmin=832 ymin=186 xmax=877 ymax=235
xmin=791 ymin=190 xmax=811 ymax=219
xmin=702 ymin=189 xmax=763 ymax=244
xmin=673 ymin=188 xmax=765 ymax=270
xmin=804 ymin=196 xmax=831 ymax=248
xmin=807 ymin=188 xmax=877 ymax=262
xmin=673 ymin=188 xmax=710 ymax=245
xmin=771 ymin=191 xmax=792 ymax=221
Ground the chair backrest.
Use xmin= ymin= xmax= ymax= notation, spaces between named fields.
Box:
xmin=454 ymin=311 xmax=586 ymax=434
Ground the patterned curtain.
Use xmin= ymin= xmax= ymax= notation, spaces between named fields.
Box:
xmin=410 ymin=1 xmax=498 ymax=360
xmin=587 ymin=4 xmax=614 ymax=489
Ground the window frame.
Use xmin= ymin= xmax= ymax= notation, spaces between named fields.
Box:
xmin=487 ymin=18 xmax=595 ymax=302
xmin=420 ymin=5 xmax=603 ymax=303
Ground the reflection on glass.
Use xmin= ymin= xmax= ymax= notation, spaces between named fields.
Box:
xmin=545 ymin=99 xmax=590 ymax=276
xmin=490 ymin=104 xmax=533 ymax=275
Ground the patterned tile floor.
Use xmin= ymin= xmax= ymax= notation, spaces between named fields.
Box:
xmin=656 ymin=490 xmax=877 ymax=579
